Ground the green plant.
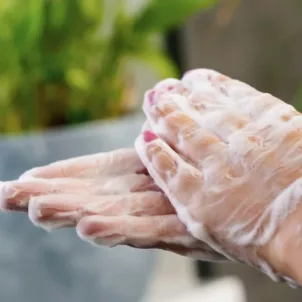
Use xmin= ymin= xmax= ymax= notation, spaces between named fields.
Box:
xmin=292 ymin=84 xmax=302 ymax=112
xmin=0 ymin=0 xmax=217 ymax=133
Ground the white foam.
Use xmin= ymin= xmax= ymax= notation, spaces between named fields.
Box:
xmin=136 ymin=68 xmax=302 ymax=285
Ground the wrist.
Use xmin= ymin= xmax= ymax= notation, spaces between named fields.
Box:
xmin=259 ymin=202 xmax=302 ymax=286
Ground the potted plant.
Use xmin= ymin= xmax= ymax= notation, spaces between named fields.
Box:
xmin=0 ymin=1 xmax=217 ymax=302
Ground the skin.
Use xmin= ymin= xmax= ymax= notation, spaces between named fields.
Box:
xmin=1 ymin=69 xmax=302 ymax=287
xmin=0 ymin=148 xmax=225 ymax=261
xmin=135 ymin=69 xmax=302 ymax=287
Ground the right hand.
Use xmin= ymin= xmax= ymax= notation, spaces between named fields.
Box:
xmin=135 ymin=69 xmax=302 ymax=287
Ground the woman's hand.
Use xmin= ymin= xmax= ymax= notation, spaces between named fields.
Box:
xmin=135 ymin=69 xmax=302 ymax=287
xmin=0 ymin=148 xmax=226 ymax=261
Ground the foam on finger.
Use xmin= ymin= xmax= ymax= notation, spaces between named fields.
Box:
xmin=135 ymin=132 xmax=235 ymax=260
xmin=20 ymin=148 xmax=145 ymax=179
xmin=28 ymin=191 xmax=175 ymax=231
xmin=77 ymin=215 xmax=199 ymax=249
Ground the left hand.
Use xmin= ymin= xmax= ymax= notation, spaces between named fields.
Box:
xmin=0 ymin=148 xmax=226 ymax=261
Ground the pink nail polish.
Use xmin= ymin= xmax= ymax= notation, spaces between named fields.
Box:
xmin=147 ymin=90 xmax=156 ymax=105
xmin=143 ymin=131 xmax=157 ymax=143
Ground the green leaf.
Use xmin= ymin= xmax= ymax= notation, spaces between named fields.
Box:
xmin=49 ymin=0 xmax=69 ymax=29
xmin=12 ymin=0 xmax=44 ymax=54
xmin=292 ymin=84 xmax=302 ymax=112
xmin=135 ymin=48 xmax=180 ymax=79
xmin=66 ymin=68 xmax=91 ymax=90
xmin=79 ymin=0 xmax=104 ymax=21
xmin=133 ymin=0 xmax=217 ymax=34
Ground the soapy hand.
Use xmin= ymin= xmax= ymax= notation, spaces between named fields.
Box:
xmin=1 ymin=68 xmax=302 ymax=286
xmin=135 ymin=69 xmax=302 ymax=285
xmin=0 ymin=148 xmax=226 ymax=261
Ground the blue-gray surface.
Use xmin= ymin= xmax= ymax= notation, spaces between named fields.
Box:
xmin=0 ymin=114 xmax=155 ymax=302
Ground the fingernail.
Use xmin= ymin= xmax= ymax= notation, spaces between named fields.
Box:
xmin=0 ymin=184 xmax=16 ymax=211
xmin=143 ymin=130 xmax=158 ymax=143
xmin=147 ymin=90 xmax=156 ymax=105
xmin=207 ymin=74 xmax=213 ymax=81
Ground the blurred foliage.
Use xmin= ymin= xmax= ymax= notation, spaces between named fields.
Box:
xmin=293 ymin=84 xmax=302 ymax=112
xmin=0 ymin=0 xmax=216 ymax=134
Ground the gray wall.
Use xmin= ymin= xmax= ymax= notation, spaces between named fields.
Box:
xmin=183 ymin=0 xmax=302 ymax=102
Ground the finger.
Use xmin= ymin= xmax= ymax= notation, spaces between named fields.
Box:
xmin=146 ymin=84 xmax=248 ymax=143
xmin=77 ymin=214 xmax=227 ymax=261
xmin=0 ymin=174 xmax=159 ymax=212
xmin=144 ymin=79 xmax=188 ymax=111
xmin=143 ymin=92 xmax=228 ymax=167
xmin=147 ymin=90 xmax=274 ymax=179
xmin=154 ymin=78 xmax=189 ymax=95
xmin=182 ymin=68 xmax=259 ymax=102
xmin=136 ymin=133 xmax=238 ymax=260
xmin=29 ymin=191 xmax=175 ymax=231
xmin=0 ymin=178 xmax=90 ymax=212
xmin=135 ymin=132 xmax=204 ymax=208
xmin=145 ymin=84 xmax=248 ymax=144
xmin=182 ymin=69 xmax=299 ymax=123
xmin=179 ymin=70 xmax=301 ymax=175
xmin=77 ymin=214 xmax=195 ymax=248
xmin=174 ymin=93 xmax=249 ymax=142
xmin=20 ymin=148 xmax=146 ymax=180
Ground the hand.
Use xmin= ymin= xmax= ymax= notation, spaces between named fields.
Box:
xmin=135 ymin=69 xmax=302 ymax=287
xmin=0 ymin=148 xmax=226 ymax=261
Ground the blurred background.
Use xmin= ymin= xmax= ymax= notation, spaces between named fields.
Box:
xmin=0 ymin=0 xmax=302 ymax=301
